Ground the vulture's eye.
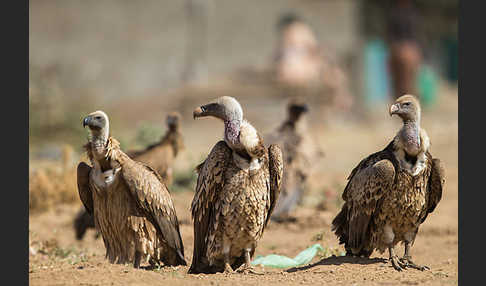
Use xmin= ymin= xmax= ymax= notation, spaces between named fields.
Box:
xmin=95 ymin=116 xmax=102 ymax=120
xmin=402 ymin=102 xmax=411 ymax=107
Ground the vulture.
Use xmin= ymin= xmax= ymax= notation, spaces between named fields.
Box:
xmin=331 ymin=95 xmax=445 ymax=271
xmin=126 ymin=112 xmax=185 ymax=186
xmin=188 ymin=96 xmax=283 ymax=274
xmin=74 ymin=112 xmax=185 ymax=241
xmin=265 ymin=98 xmax=324 ymax=221
xmin=77 ymin=110 xmax=186 ymax=268
xmin=73 ymin=208 xmax=99 ymax=240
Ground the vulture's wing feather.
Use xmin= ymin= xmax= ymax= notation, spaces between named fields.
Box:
xmin=119 ymin=156 xmax=186 ymax=264
xmin=265 ymin=144 xmax=283 ymax=228
xmin=421 ymin=158 xmax=445 ymax=223
xmin=77 ymin=162 xmax=94 ymax=214
xmin=344 ymin=159 xmax=395 ymax=250
xmin=189 ymin=141 xmax=232 ymax=274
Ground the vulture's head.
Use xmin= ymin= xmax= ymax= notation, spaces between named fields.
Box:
xmin=166 ymin=112 xmax=181 ymax=131
xmin=287 ymin=98 xmax=309 ymax=122
xmin=389 ymin=94 xmax=421 ymax=122
xmin=83 ymin=110 xmax=110 ymax=136
xmin=193 ymin=96 xmax=243 ymax=123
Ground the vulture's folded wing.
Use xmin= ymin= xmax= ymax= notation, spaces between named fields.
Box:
xmin=119 ymin=155 xmax=186 ymax=265
xmin=344 ymin=159 xmax=395 ymax=250
xmin=189 ymin=141 xmax=232 ymax=274
xmin=77 ymin=162 xmax=94 ymax=214
xmin=422 ymin=158 xmax=445 ymax=223
xmin=265 ymin=144 xmax=283 ymax=228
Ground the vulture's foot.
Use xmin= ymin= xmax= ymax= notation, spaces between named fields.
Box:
xmin=236 ymin=265 xmax=264 ymax=275
xmin=390 ymin=255 xmax=404 ymax=271
xmin=399 ymin=256 xmax=430 ymax=271
xmin=223 ymin=263 xmax=234 ymax=274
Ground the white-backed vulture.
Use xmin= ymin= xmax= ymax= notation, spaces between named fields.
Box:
xmin=188 ymin=96 xmax=283 ymax=274
xmin=77 ymin=110 xmax=186 ymax=268
xmin=331 ymin=95 xmax=445 ymax=271
xmin=264 ymin=98 xmax=324 ymax=221
xmin=74 ymin=112 xmax=185 ymax=241
xmin=126 ymin=112 xmax=185 ymax=186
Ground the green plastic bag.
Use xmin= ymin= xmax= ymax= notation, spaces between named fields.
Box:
xmin=251 ymin=244 xmax=324 ymax=269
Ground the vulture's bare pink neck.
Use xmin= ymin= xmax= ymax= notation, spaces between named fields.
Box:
xmin=399 ymin=120 xmax=421 ymax=156
xmin=224 ymin=119 xmax=241 ymax=146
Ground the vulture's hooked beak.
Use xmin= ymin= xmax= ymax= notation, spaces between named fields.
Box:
xmin=193 ymin=106 xmax=205 ymax=120
xmin=300 ymin=104 xmax=309 ymax=113
xmin=193 ymin=103 xmax=224 ymax=120
xmin=83 ymin=116 xmax=91 ymax=128
xmin=389 ymin=104 xmax=399 ymax=116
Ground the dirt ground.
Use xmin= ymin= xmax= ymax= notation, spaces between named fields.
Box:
xmin=29 ymin=84 xmax=458 ymax=286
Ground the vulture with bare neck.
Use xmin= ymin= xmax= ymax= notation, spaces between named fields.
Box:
xmin=188 ymin=96 xmax=283 ymax=274
xmin=77 ymin=111 xmax=186 ymax=268
xmin=265 ymin=98 xmax=324 ymax=221
xmin=332 ymin=95 xmax=445 ymax=271
xmin=73 ymin=112 xmax=185 ymax=241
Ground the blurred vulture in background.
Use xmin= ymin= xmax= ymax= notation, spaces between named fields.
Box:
xmin=332 ymin=95 xmax=445 ymax=271
xmin=77 ymin=110 xmax=186 ymax=268
xmin=265 ymin=98 xmax=324 ymax=222
xmin=126 ymin=112 xmax=185 ymax=186
xmin=74 ymin=112 xmax=184 ymax=241
xmin=73 ymin=208 xmax=99 ymax=240
xmin=189 ymin=96 xmax=283 ymax=274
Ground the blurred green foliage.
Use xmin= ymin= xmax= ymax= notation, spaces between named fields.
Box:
xmin=135 ymin=122 xmax=165 ymax=148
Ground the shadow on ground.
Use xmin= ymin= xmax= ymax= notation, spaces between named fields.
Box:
xmin=286 ymin=255 xmax=388 ymax=273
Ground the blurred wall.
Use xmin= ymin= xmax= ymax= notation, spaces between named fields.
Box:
xmin=29 ymin=0 xmax=361 ymax=99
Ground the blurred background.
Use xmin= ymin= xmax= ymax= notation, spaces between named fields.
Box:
xmin=29 ymin=0 xmax=457 ymax=152
xmin=29 ymin=1 xmax=458 ymax=282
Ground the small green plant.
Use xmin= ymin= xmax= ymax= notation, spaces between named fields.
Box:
xmin=316 ymin=247 xmax=346 ymax=259
xmin=311 ymin=231 xmax=325 ymax=242
xmin=135 ymin=122 xmax=164 ymax=148
xmin=171 ymin=168 xmax=198 ymax=193
xmin=53 ymin=246 xmax=75 ymax=259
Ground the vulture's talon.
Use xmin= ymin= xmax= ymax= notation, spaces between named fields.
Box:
xmin=390 ymin=256 xmax=404 ymax=271
xmin=223 ymin=263 xmax=234 ymax=274
xmin=237 ymin=266 xmax=264 ymax=275
xmin=400 ymin=257 xmax=429 ymax=271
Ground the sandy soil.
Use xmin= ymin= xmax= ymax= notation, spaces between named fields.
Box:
xmin=29 ymin=85 xmax=458 ymax=285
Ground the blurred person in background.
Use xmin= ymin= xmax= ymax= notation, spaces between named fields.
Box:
xmin=274 ymin=13 xmax=322 ymax=87
xmin=273 ymin=13 xmax=354 ymax=111
xmin=387 ymin=0 xmax=423 ymax=100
